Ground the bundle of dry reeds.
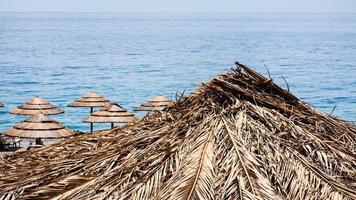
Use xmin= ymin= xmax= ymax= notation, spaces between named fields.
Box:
xmin=0 ymin=62 xmax=355 ymax=200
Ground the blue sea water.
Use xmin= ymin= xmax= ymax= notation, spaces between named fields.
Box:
xmin=0 ymin=12 xmax=355 ymax=132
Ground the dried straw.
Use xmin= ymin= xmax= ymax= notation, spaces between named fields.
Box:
xmin=136 ymin=95 xmax=173 ymax=111
xmin=83 ymin=103 xmax=139 ymax=123
xmin=0 ymin=62 xmax=355 ymax=200
xmin=4 ymin=113 xmax=75 ymax=139
xmin=68 ymin=92 xmax=109 ymax=108
xmin=10 ymin=97 xmax=64 ymax=115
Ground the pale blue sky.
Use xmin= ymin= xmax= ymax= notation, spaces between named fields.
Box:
xmin=0 ymin=0 xmax=355 ymax=12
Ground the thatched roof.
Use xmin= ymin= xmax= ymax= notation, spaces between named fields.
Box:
xmin=10 ymin=97 xmax=64 ymax=115
xmin=4 ymin=113 xmax=75 ymax=139
xmin=83 ymin=103 xmax=139 ymax=123
xmin=0 ymin=62 xmax=355 ymax=200
xmin=136 ymin=95 xmax=174 ymax=111
xmin=68 ymin=92 xmax=110 ymax=107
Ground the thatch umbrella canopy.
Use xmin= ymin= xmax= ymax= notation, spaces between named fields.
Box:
xmin=10 ymin=97 xmax=64 ymax=115
xmin=68 ymin=92 xmax=110 ymax=132
xmin=83 ymin=103 xmax=139 ymax=131
xmin=0 ymin=62 xmax=355 ymax=200
xmin=135 ymin=95 xmax=173 ymax=111
xmin=4 ymin=112 xmax=75 ymax=145
xmin=68 ymin=92 xmax=109 ymax=111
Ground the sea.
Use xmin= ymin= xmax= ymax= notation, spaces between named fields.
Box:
xmin=0 ymin=12 xmax=355 ymax=132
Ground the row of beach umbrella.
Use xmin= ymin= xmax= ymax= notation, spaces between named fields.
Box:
xmin=0 ymin=92 xmax=173 ymax=145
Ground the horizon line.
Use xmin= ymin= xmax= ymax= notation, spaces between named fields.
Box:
xmin=0 ymin=11 xmax=356 ymax=14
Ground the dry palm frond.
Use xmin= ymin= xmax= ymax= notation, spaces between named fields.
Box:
xmin=0 ymin=61 xmax=355 ymax=200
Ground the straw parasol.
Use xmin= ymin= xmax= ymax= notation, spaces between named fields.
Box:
xmin=135 ymin=95 xmax=173 ymax=111
xmin=68 ymin=92 xmax=110 ymax=132
xmin=68 ymin=92 xmax=110 ymax=112
xmin=5 ymin=112 xmax=75 ymax=145
xmin=83 ymin=103 xmax=138 ymax=131
xmin=10 ymin=96 xmax=64 ymax=115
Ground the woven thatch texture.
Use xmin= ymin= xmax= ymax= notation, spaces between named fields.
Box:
xmin=68 ymin=92 xmax=109 ymax=107
xmin=10 ymin=97 xmax=64 ymax=115
xmin=136 ymin=95 xmax=173 ymax=111
xmin=83 ymin=104 xmax=139 ymax=123
xmin=0 ymin=62 xmax=355 ymax=200
xmin=4 ymin=113 xmax=75 ymax=139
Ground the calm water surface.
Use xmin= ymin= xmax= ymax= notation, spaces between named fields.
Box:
xmin=0 ymin=13 xmax=355 ymax=131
